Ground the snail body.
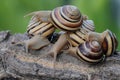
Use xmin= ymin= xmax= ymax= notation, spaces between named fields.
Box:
xmin=36 ymin=33 xmax=68 ymax=76
xmin=68 ymin=20 xmax=95 ymax=47
xmin=14 ymin=35 xmax=50 ymax=53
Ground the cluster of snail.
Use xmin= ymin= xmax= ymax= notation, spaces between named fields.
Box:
xmin=16 ymin=5 xmax=118 ymax=65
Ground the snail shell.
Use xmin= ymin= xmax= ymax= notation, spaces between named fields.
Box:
xmin=102 ymin=29 xmax=118 ymax=56
xmin=50 ymin=5 xmax=83 ymax=31
xmin=27 ymin=15 xmax=55 ymax=38
xmin=68 ymin=20 xmax=95 ymax=47
xmin=81 ymin=20 xmax=95 ymax=33
xmin=77 ymin=40 xmax=105 ymax=63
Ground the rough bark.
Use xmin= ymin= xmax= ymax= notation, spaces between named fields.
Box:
xmin=0 ymin=30 xmax=120 ymax=80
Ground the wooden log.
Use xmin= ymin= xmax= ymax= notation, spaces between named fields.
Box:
xmin=0 ymin=30 xmax=120 ymax=80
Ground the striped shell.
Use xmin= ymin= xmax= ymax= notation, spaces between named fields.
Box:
xmin=102 ymin=29 xmax=118 ymax=56
xmin=50 ymin=5 xmax=83 ymax=31
xmin=77 ymin=40 xmax=105 ymax=63
xmin=81 ymin=20 xmax=95 ymax=33
xmin=68 ymin=20 xmax=95 ymax=47
xmin=27 ymin=15 xmax=55 ymax=38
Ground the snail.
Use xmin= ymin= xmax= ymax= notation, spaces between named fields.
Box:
xmin=68 ymin=29 xmax=118 ymax=63
xmin=64 ymin=30 xmax=111 ymax=63
xmin=26 ymin=5 xmax=83 ymax=32
xmin=102 ymin=29 xmax=118 ymax=56
xmin=81 ymin=20 xmax=95 ymax=33
xmin=14 ymin=14 xmax=55 ymax=53
xmin=16 ymin=5 xmax=83 ymax=53
xmin=68 ymin=20 xmax=95 ymax=47
xmin=50 ymin=5 xmax=83 ymax=31
xmin=66 ymin=40 xmax=105 ymax=63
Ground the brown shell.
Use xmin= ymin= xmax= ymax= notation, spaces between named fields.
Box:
xmin=81 ymin=20 xmax=95 ymax=33
xmin=102 ymin=29 xmax=118 ymax=56
xmin=77 ymin=40 xmax=104 ymax=63
xmin=27 ymin=15 xmax=55 ymax=38
xmin=50 ymin=5 xmax=83 ymax=31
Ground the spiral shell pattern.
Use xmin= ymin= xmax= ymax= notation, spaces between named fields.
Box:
xmin=77 ymin=40 xmax=104 ymax=63
xmin=102 ymin=29 xmax=118 ymax=56
xmin=27 ymin=15 xmax=55 ymax=37
xmin=50 ymin=5 xmax=83 ymax=31
xmin=68 ymin=20 xmax=95 ymax=47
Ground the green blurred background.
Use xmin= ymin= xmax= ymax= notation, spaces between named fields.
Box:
xmin=0 ymin=0 xmax=120 ymax=49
